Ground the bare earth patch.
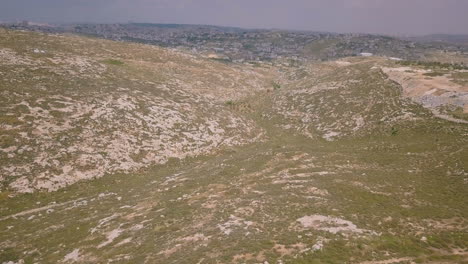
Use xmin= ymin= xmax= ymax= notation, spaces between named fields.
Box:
xmin=296 ymin=215 xmax=377 ymax=236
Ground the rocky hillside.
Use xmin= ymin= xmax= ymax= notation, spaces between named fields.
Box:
xmin=0 ymin=29 xmax=467 ymax=264
xmin=0 ymin=29 xmax=274 ymax=193
xmin=271 ymin=58 xmax=423 ymax=141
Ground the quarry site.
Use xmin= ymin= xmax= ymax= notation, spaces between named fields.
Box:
xmin=0 ymin=24 xmax=467 ymax=264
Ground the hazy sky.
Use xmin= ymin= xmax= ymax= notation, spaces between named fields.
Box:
xmin=1 ymin=0 xmax=468 ymax=35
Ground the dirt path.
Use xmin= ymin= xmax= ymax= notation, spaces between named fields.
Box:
xmin=0 ymin=197 xmax=87 ymax=221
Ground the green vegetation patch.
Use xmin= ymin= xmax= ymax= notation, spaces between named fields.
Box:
xmin=423 ymin=72 xmax=445 ymax=77
xmin=438 ymin=105 xmax=468 ymax=121
xmin=450 ymin=71 xmax=468 ymax=85
xmin=101 ymin=59 xmax=124 ymax=65
xmin=209 ymin=57 xmax=232 ymax=64
xmin=272 ymin=82 xmax=281 ymax=90
xmin=397 ymin=60 xmax=468 ymax=70
xmin=303 ymin=39 xmax=339 ymax=57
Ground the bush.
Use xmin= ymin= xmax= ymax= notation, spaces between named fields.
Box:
xmin=272 ymin=82 xmax=281 ymax=90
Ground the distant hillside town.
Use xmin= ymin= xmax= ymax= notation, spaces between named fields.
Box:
xmin=2 ymin=21 xmax=468 ymax=63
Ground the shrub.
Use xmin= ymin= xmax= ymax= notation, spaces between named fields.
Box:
xmin=272 ymin=82 xmax=281 ymax=90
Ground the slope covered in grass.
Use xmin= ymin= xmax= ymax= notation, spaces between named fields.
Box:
xmin=0 ymin=29 xmax=467 ymax=264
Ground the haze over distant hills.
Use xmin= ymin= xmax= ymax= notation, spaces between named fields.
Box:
xmin=2 ymin=0 xmax=468 ymax=35
xmin=2 ymin=22 xmax=468 ymax=63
